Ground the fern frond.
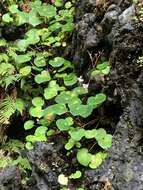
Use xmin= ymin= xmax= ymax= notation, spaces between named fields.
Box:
xmin=0 ymin=96 xmax=16 ymax=124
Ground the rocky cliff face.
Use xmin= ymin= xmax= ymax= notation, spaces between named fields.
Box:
xmin=72 ymin=0 xmax=143 ymax=189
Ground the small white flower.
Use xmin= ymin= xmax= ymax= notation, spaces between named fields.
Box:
xmin=82 ymin=83 xmax=89 ymax=89
xmin=77 ymin=76 xmax=84 ymax=83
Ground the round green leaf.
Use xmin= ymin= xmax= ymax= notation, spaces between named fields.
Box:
xmin=24 ymin=120 xmax=34 ymax=130
xmin=25 ymin=142 xmax=33 ymax=150
xmin=34 ymin=126 xmax=47 ymax=136
xmin=63 ymin=73 xmax=77 ymax=86
xmin=56 ymin=117 xmax=73 ymax=131
xmin=26 ymin=29 xmax=40 ymax=45
xmin=97 ymin=62 xmax=109 ymax=70
xmin=34 ymin=71 xmax=51 ymax=84
xmin=20 ymin=66 xmax=31 ymax=76
xmin=32 ymin=97 xmax=44 ymax=107
xmin=28 ymin=10 xmax=42 ymax=26
xmin=29 ymin=106 xmax=43 ymax=118
xmin=85 ymin=129 xmax=98 ymax=139
xmin=69 ymin=171 xmax=82 ymax=179
xmin=2 ymin=13 xmax=13 ymax=23
xmin=34 ymin=55 xmax=46 ymax=67
xmin=87 ymin=93 xmax=106 ymax=108
xmin=15 ymin=54 xmax=31 ymax=64
xmin=98 ymin=134 xmax=112 ymax=149
xmin=77 ymin=148 xmax=91 ymax=166
xmin=69 ymin=104 xmax=93 ymax=118
xmin=49 ymin=57 xmax=65 ymax=67
xmin=65 ymin=2 xmax=72 ymax=9
xmin=15 ymin=98 xmax=25 ymax=114
xmin=38 ymin=4 xmax=57 ymax=18
xmin=44 ymin=87 xmax=57 ymax=100
xmin=26 ymin=135 xmax=37 ymax=142
xmin=65 ymin=138 xmax=75 ymax=150
xmin=72 ymin=87 xmax=88 ymax=95
xmin=69 ymin=128 xmax=85 ymax=141
xmin=44 ymin=104 xmax=67 ymax=116
xmin=9 ymin=4 xmax=19 ymax=13
xmin=89 ymin=153 xmax=103 ymax=169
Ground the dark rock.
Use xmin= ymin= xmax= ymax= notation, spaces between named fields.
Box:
xmin=0 ymin=166 xmax=22 ymax=190
xmin=25 ymin=142 xmax=68 ymax=190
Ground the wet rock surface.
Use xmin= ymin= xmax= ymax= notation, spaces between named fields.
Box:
xmin=0 ymin=166 xmax=22 ymax=190
xmin=72 ymin=0 xmax=143 ymax=189
xmin=25 ymin=141 xmax=68 ymax=190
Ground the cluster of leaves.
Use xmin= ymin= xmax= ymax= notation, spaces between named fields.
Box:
xmin=0 ymin=0 xmax=112 ymax=171
xmin=0 ymin=139 xmax=31 ymax=172
xmin=91 ymin=62 xmax=110 ymax=77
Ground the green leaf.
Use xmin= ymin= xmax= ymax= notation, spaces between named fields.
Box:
xmin=34 ymin=126 xmax=47 ymax=136
xmin=49 ymin=57 xmax=65 ymax=67
xmin=89 ymin=153 xmax=103 ymax=169
xmin=29 ymin=0 xmax=42 ymax=10
xmin=25 ymin=142 xmax=33 ymax=150
xmin=102 ymin=66 xmax=110 ymax=75
xmin=56 ymin=117 xmax=73 ymax=131
xmin=38 ymin=4 xmax=57 ymax=18
xmin=16 ymin=40 xmax=29 ymax=52
xmin=95 ymin=128 xmax=107 ymax=140
xmin=55 ymin=91 xmax=82 ymax=106
xmin=24 ymin=120 xmax=34 ymax=130
xmin=69 ymin=128 xmax=85 ymax=141
xmin=20 ymin=66 xmax=31 ymax=76
xmin=15 ymin=98 xmax=25 ymax=114
xmin=65 ymin=2 xmax=72 ymax=9
xmin=72 ymin=87 xmax=88 ymax=95
xmin=26 ymin=133 xmax=46 ymax=142
xmin=26 ymin=135 xmax=37 ymax=142
xmin=87 ymin=93 xmax=106 ymax=108
xmin=62 ymin=22 xmax=74 ymax=32
xmin=16 ymin=12 xmax=29 ymax=25
xmin=32 ymin=97 xmax=44 ymax=107
xmin=98 ymin=134 xmax=112 ymax=149
xmin=55 ymin=91 xmax=73 ymax=104
xmin=29 ymin=106 xmax=43 ymax=118
xmin=69 ymin=104 xmax=93 ymax=118
xmin=28 ymin=10 xmax=42 ymax=26
xmin=44 ymin=104 xmax=67 ymax=116
xmin=69 ymin=171 xmax=82 ymax=179
xmin=48 ymin=22 xmax=62 ymax=32
xmin=34 ymin=71 xmax=51 ymax=84
xmin=44 ymin=81 xmax=60 ymax=100
xmin=77 ymin=148 xmax=91 ymax=166
xmin=63 ymin=73 xmax=77 ymax=86
xmin=9 ymin=4 xmax=19 ymax=13
xmin=54 ymin=0 xmax=62 ymax=7
xmin=15 ymin=54 xmax=31 ymax=64
xmin=34 ymin=55 xmax=46 ymax=67
xmin=65 ymin=138 xmax=75 ymax=150
xmin=44 ymin=88 xmax=57 ymax=100
xmin=97 ymin=62 xmax=109 ymax=70
xmin=85 ymin=129 xmax=98 ymax=139
xmin=91 ymin=69 xmax=100 ymax=76
xmin=47 ymin=129 xmax=55 ymax=136
xmin=26 ymin=29 xmax=40 ymax=45
xmin=2 ymin=13 xmax=13 ymax=23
